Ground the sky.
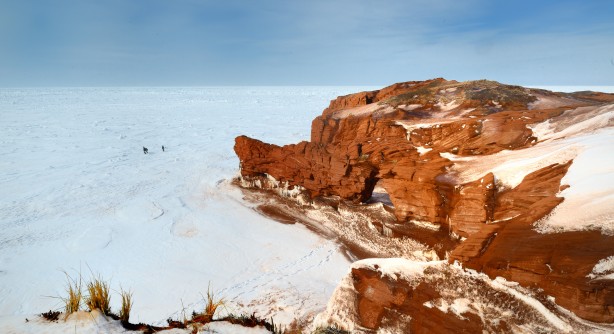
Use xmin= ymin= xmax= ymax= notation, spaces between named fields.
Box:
xmin=1 ymin=0 xmax=613 ymax=86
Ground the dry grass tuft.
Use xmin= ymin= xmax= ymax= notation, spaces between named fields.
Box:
xmin=188 ymin=285 xmax=225 ymax=325
xmin=203 ymin=285 xmax=224 ymax=322
xmin=85 ymin=276 xmax=111 ymax=315
xmin=222 ymin=313 xmax=284 ymax=333
xmin=119 ymin=288 xmax=133 ymax=323
xmin=62 ymin=271 xmax=82 ymax=316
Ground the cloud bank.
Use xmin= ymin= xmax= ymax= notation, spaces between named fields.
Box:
xmin=0 ymin=0 xmax=613 ymax=86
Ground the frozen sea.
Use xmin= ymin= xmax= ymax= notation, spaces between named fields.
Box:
xmin=0 ymin=86 xmax=372 ymax=325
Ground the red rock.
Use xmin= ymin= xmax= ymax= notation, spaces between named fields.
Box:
xmin=234 ymin=79 xmax=614 ymax=325
xmin=322 ymin=261 xmax=594 ymax=332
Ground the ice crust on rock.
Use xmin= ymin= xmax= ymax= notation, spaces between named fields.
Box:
xmin=588 ymin=256 xmax=614 ymax=280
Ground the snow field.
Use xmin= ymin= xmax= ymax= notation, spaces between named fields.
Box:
xmin=0 ymin=87 xmax=372 ymax=327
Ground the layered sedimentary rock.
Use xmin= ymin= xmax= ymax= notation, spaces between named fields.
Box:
xmin=234 ymin=79 xmax=614 ymax=327
xmin=316 ymin=259 xmax=611 ymax=333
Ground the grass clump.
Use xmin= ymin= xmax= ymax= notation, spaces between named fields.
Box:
xmin=62 ymin=272 xmax=82 ymax=316
xmin=190 ymin=286 xmax=225 ymax=324
xmin=47 ymin=274 xmax=303 ymax=334
xmin=462 ymin=80 xmax=536 ymax=108
xmin=203 ymin=286 xmax=224 ymax=321
xmin=119 ymin=288 xmax=133 ymax=323
xmin=85 ymin=275 xmax=111 ymax=315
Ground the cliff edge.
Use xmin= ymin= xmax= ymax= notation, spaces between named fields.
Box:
xmin=234 ymin=79 xmax=614 ymax=330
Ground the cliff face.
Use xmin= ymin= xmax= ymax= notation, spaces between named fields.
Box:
xmin=235 ymin=79 xmax=590 ymax=222
xmin=316 ymin=259 xmax=612 ymax=333
xmin=234 ymin=79 xmax=614 ymax=326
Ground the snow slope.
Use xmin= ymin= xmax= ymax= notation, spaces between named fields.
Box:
xmin=442 ymin=101 xmax=614 ymax=234
xmin=0 ymin=87 xmax=372 ymax=328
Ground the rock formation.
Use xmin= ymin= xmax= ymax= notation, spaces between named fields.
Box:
xmin=234 ymin=79 xmax=614 ymax=330
xmin=316 ymin=259 xmax=611 ymax=333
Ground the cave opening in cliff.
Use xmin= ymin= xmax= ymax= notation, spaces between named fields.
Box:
xmin=365 ymin=181 xmax=394 ymax=208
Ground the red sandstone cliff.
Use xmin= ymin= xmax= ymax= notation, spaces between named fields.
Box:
xmin=234 ymin=79 xmax=614 ymax=329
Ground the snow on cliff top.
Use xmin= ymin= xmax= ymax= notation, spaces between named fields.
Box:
xmin=532 ymin=104 xmax=614 ymax=234
xmin=443 ymin=103 xmax=614 ymax=234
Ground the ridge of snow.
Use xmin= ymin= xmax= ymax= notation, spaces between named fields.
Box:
xmin=331 ymin=103 xmax=395 ymax=119
xmin=587 ymin=256 xmax=614 ymax=280
xmin=488 ymin=276 xmax=572 ymax=332
xmin=415 ymin=146 xmax=432 ymax=155
xmin=352 ymin=258 xmax=443 ymax=282
xmin=398 ymin=104 xmax=422 ymax=111
xmin=436 ymin=99 xmax=460 ymax=111
xmin=409 ymin=219 xmax=440 ymax=231
xmin=457 ymin=264 xmax=573 ymax=332
xmin=395 ymin=119 xmax=454 ymax=141
xmin=428 ymin=298 xmax=473 ymax=320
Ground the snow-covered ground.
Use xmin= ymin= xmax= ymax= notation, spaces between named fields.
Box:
xmin=0 ymin=86 xmax=373 ymax=329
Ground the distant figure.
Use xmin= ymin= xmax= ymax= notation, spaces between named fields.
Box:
xmin=162 ymin=145 xmax=165 ymax=152
xmin=143 ymin=146 xmax=148 ymax=154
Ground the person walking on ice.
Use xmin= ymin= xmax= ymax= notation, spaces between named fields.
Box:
xmin=143 ymin=146 xmax=148 ymax=154
xmin=162 ymin=145 xmax=165 ymax=152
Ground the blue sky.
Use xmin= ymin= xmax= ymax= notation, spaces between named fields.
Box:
xmin=1 ymin=0 xmax=613 ymax=86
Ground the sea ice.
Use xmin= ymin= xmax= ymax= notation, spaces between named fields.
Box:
xmin=0 ymin=87 xmax=372 ymax=329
